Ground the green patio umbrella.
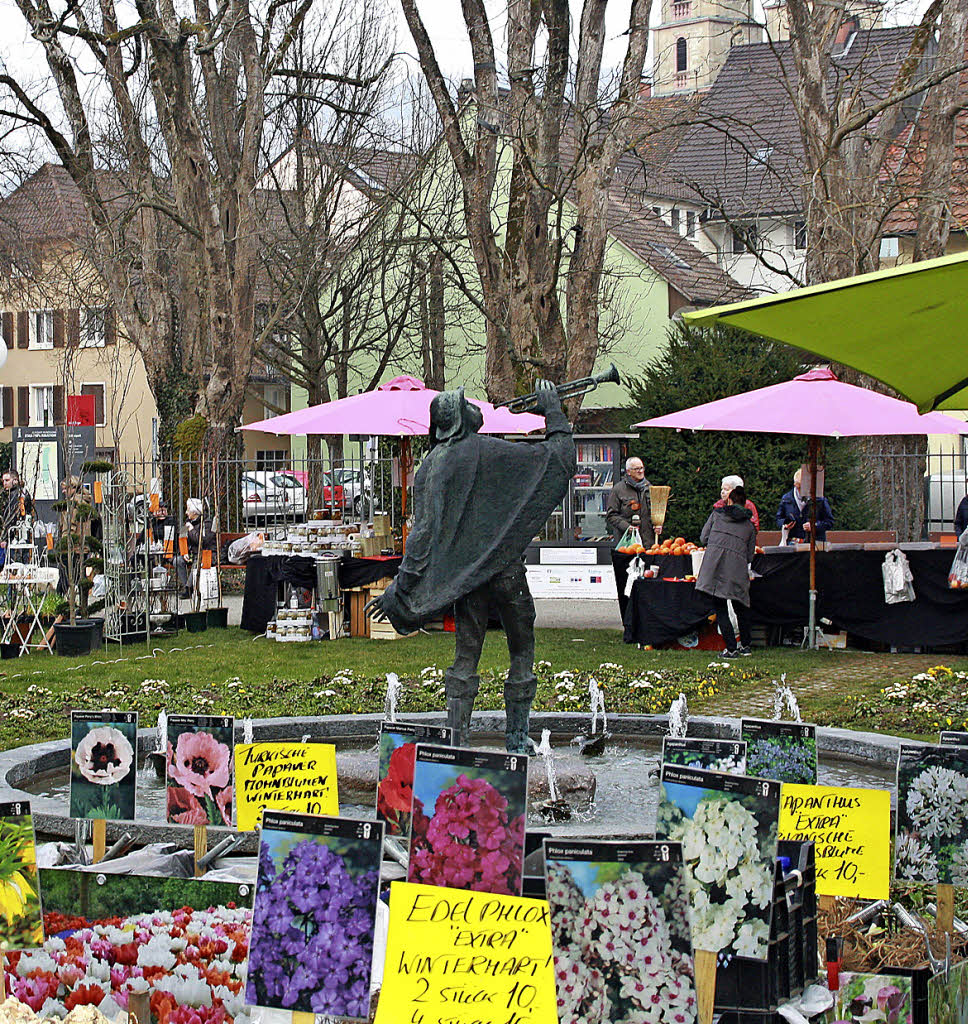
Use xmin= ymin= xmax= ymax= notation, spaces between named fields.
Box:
xmin=683 ymin=251 xmax=968 ymax=412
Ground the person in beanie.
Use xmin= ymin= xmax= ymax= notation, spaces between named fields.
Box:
xmin=696 ymin=485 xmax=756 ymax=658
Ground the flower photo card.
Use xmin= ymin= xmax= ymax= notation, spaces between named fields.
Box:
xmin=408 ymin=745 xmax=528 ymax=896
xmin=166 ymin=715 xmax=234 ymax=827
xmin=0 ymin=801 xmax=43 ymax=951
xmin=376 ymin=723 xmax=453 ymax=838
xmin=246 ymin=811 xmax=384 ymax=1019
xmin=69 ymin=712 xmax=138 ymax=821
xmin=662 ymin=737 xmax=747 ymax=776
xmin=657 ymin=765 xmax=781 ymax=961
xmin=543 ymin=839 xmax=697 ymax=1024
xmin=835 ymin=972 xmax=913 ymax=1024
xmin=741 ymin=719 xmax=818 ymax=785
xmin=895 ymin=742 xmax=968 ymax=884
xmin=940 ymin=730 xmax=968 ymax=747
xmin=928 ymin=958 xmax=968 ymax=1023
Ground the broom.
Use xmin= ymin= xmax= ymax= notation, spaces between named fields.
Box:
xmin=649 ymin=486 xmax=671 ymax=531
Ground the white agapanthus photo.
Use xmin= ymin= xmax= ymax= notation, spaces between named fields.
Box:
xmin=74 ymin=726 xmax=134 ymax=785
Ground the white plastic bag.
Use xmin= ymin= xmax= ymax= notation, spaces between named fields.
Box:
xmin=228 ymin=532 xmax=263 ymax=564
xmin=624 ymin=556 xmax=646 ymax=597
xmin=883 ymin=548 xmax=914 ymax=604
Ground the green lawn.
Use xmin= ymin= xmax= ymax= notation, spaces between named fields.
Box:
xmin=1 ymin=627 xmax=965 ymax=751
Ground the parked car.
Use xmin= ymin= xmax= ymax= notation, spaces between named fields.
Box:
xmin=241 ymin=471 xmax=345 ymax=521
xmin=333 ymin=467 xmax=376 ymax=517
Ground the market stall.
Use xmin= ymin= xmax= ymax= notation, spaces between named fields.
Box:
xmin=623 ymin=546 xmax=968 ymax=649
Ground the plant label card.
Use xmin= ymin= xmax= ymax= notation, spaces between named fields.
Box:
xmin=928 ymin=957 xmax=968 ymax=1022
xmin=235 ymin=742 xmax=338 ymax=831
xmin=940 ymin=731 xmax=968 ymax=747
xmin=741 ymin=719 xmax=818 ymax=785
xmin=836 ymin=972 xmax=914 ymax=1024
xmin=166 ymin=715 xmax=234 ymax=827
xmin=376 ymin=723 xmax=454 ymax=838
xmin=543 ymin=839 xmax=697 ymax=1024
xmin=375 ymin=880 xmax=558 ymax=1024
xmin=409 ymin=745 xmax=529 ymax=896
xmin=246 ymin=811 xmax=384 ymax=1019
xmin=662 ymin=737 xmax=747 ymax=776
xmin=0 ymin=800 xmax=43 ymax=951
xmin=778 ymin=784 xmax=890 ymax=899
xmin=69 ymin=711 xmax=138 ymax=821
xmin=895 ymin=742 xmax=968 ymax=885
xmin=40 ymin=867 xmax=252 ymax=938
xmin=657 ymin=765 xmax=781 ymax=962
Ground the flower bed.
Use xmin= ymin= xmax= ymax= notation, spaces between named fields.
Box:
xmin=3 ymin=905 xmax=251 ymax=1024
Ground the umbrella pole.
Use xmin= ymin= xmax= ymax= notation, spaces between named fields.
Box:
xmin=808 ymin=436 xmax=819 ymax=649
xmin=400 ymin=436 xmax=410 ymax=552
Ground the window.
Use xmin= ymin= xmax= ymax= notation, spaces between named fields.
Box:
xmin=256 ymin=450 xmax=287 ymax=471
xmin=81 ymin=308 xmax=106 ymax=348
xmin=731 ymin=224 xmax=760 ymax=255
xmin=794 ymin=221 xmax=807 ymax=250
xmin=686 ymin=211 xmax=696 ymax=238
xmin=31 ymin=385 xmax=54 ymax=426
xmin=676 ymin=37 xmax=688 ymax=73
xmin=670 ymin=208 xmax=681 ymax=233
xmin=647 ymin=241 xmax=690 ymax=270
xmin=263 ymin=383 xmax=288 ymax=420
xmin=879 ymin=236 xmax=899 ymax=260
xmin=652 ymin=206 xmax=663 ymax=218
xmin=80 ymin=383 xmax=106 ymax=426
xmin=29 ymin=310 xmax=54 ymax=350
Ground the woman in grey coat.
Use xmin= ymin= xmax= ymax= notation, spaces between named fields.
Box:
xmin=696 ymin=485 xmax=756 ymax=657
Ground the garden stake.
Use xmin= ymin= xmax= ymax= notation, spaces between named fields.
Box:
xmin=127 ymin=990 xmax=150 ymax=1024
xmin=694 ymin=948 xmax=716 ymax=1024
xmin=92 ymin=818 xmax=106 ymax=862
xmin=937 ymin=883 xmax=955 ymax=934
xmin=194 ymin=824 xmax=207 ymax=876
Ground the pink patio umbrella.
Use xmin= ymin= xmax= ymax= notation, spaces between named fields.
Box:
xmin=242 ymin=374 xmax=544 ymax=545
xmin=633 ymin=367 xmax=968 ymax=646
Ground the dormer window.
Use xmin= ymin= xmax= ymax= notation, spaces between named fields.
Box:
xmin=750 ymin=146 xmax=773 ymax=167
xmin=676 ymin=37 xmax=688 ymax=73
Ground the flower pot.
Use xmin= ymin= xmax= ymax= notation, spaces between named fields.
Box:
xmin=53 ymin=619 xmax=100 ymax=657
xmin=0 ymin=642 xmax=20 ymax=659
xmin=183 ymin=611 xmax=208 ymax=633
xmin=206 ymin=607 xmax=229 ymax=629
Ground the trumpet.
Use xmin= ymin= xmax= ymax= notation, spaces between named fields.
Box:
xmin=498 ymin=364 xmax=622 ymax=414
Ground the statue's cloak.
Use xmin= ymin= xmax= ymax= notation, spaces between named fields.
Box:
xmin=378 ymin=408 xmax=575 ymax=634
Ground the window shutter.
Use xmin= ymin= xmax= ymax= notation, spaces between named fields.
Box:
xmin=53 ymin=310 xmax=65 ymax=348
xmin=104 ymin=308 xmax=116 ymax=345
xmin=17 ymin=387 xmax=28 ymax=425
xmin=81 ymin=384 xmax=105 ymax=425
xmin=68 ymin=309 xmax=80 ymax=347
xmin=17 ymin=311 xmax=28 ymax=349
xmin=2 ymin=312 xmax=11 ymax=349
xmin=53 ymin=385 xmax=65 ymax=425
xmin=1 ymin=387 xmax=11 ymax=427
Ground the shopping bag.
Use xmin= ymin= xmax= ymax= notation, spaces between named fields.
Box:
xmin=948 ymin=532 xmax=968 ymax=589
xmin=616 ymin=524 xmax=643 ymax=554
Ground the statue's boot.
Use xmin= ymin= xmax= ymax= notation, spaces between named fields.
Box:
xmin=505 ymin=699 xmax=533 ymax=754
xmin=447 ymin=695 xmax=476 ymax=748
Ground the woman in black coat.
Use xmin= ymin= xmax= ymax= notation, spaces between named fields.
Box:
xmin=696 ymin=485 xmax=756 ymax=657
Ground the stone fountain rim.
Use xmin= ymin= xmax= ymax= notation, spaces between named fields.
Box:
xmin=1 ymin=711 xmax=911 ymax=844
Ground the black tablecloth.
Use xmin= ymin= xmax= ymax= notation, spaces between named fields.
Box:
xmin=240 ymin=554 xmax=402 ymax=633
xmin=623 ymin=548 xmax=968 ymax=649
xmin=611 ymin=549 xmax=694 ymax=619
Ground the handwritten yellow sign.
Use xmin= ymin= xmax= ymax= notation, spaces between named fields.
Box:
xmin=778 ymin=784 xmax=890 ymax=900
xmin=376 ymin=882 xmax=559 ymax=1024
xmin=234 ymin=743 xmax=338 ymax=831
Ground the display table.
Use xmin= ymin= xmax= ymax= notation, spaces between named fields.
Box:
xmin=623 ymin=547 xmax=968 ymax=649
xmin=241 ymin=553 xmax=403 ymax=634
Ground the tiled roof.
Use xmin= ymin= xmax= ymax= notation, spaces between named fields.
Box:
xmin=605 ymin=189 xmax=752 ymax=305
xmin=654 ymin=27 xmax=922 ymax=217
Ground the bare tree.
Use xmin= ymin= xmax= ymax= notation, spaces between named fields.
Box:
xmin=0 ymin=0 xmax=388 ymax=452
xmin=399 ymin=0 xmax=650 ymax=402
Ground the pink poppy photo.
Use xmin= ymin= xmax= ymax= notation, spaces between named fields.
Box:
xmin=166 ymin=715 xmax=235 ymax=826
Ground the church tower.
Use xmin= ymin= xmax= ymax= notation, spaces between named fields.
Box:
xmin=652 ymin=0 xmax=762 ymax=95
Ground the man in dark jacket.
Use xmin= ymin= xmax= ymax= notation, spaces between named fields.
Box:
xmin=366 ymin=380 xmax=576 ymax=753
xmin=955 ymin=495 xmax=968 ymax=538
xmin=697 ymin=485 xmax=756 ymax=657
xmin=606 ymin=457 xmax=658 ymax=545
xmin=776 ymin=469 xmax=834 ymax=543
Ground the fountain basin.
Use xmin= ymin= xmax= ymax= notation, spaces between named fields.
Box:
xmin=1 ymin=711 xmax=915 ymax=846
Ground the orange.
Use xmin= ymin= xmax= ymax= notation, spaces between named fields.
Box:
xmin=674 ymin=537 xmax=686 ymax=546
